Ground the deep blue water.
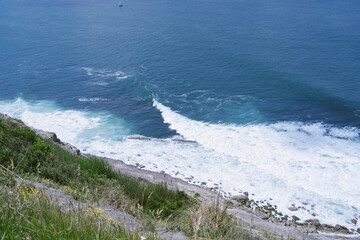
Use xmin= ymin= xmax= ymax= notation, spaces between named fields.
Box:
xmin=1 ymin=0 xmax=360 ymax=138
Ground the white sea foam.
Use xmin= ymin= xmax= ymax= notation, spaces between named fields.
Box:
xmin=153 ymin=100 xmax=360 ymax=230
xmin=82 ymin=67 xmax=130 ymax=80
xmin=329 ymin=127 xmax=359 ymax=139
xmin=1 ymin=98 xmax=359 ymax=231
xmin=0 ymin=98 xmax=128 ymax=143
xmin=78 ymin=97 xmax=108 ymax=102
xmin=90 ymin=82 xmax=109 ymax=86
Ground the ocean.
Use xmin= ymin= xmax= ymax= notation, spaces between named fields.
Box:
xmin=1 ymin=0 xmax=360 ymax=230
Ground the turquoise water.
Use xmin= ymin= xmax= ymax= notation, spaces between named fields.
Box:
xmin=1 ymin=0 xmax=360 ymax=230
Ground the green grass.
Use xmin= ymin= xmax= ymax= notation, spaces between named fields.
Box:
xmin=0 ymin=184 xmax=154 ymax=240
xmin=0 ymin=116 xmax=268 ymax=239
xmin=0 ymin=117 xmax=190 ymax=218
xmin=40 ymin=142 xmax=191 ymax=219
xmin=0 ymin=119 xmax=53 ymax=173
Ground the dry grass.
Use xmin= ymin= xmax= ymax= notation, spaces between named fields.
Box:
xmin=0 ymin=172 xmax=154 ymax=240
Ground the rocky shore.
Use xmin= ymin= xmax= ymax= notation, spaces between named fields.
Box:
xmin=1 ymin=113 xmax=359 ymax=240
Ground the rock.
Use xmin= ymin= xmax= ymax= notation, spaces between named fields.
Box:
xmin=48 ymin=132 xmax=61 ymax=143
xmin=321 ymin=224 xmax=333 ymax=229
xmin=305 ymin=219 xmax=320 ymax=226
xmin=334 ymin=224 xmax=349 ymax=233
xmin=357 ymin=228 xmax=360 ymax=233
xmin=259 ymin=213 xmax=269 ymax=220
xmin=128 ymin=136 xmax=151 ymax=141
xmin=62 ymin=143 xmax=80 ymax=156
xmin=334 ymin=224 xmax=342 ymax=230
xmin=339 ymin=228 xmax=350 ymax=234
xmin=155 ymin=226 xmax=167 ymax=231
xmin=288 ymin=206 xmax=298 ymax=211
xmin=351 ymin=218 xmax=357 ymax=225
xmin=171 ymin=139 xmax=196 ymax=143
xmin=243 ymin=192 xmax=249 ymax=196
xmin=230 ymin=195 xmax=248 ymax=201
xmin=230 ymin=194 xmax=249 ymax=205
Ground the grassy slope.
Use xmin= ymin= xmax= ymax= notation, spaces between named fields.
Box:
xmin=0 ymin=186 xmax=146 ymax=240
xmin=0 ymin=116 xmax=260 ymax=239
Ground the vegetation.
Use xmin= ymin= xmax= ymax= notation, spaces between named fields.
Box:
xmin=0 ymin=116 xmax=266 ymax=239
xmin=0 ymin=118 xmax=190 ymax=218
xmin=0 ymin=182 xmax=152 ymax=239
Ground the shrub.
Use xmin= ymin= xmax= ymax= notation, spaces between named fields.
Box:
xmin=0 ymin=119 xmax=53 ymax=172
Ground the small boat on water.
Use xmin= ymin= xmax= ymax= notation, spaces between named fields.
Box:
xmin=118 ymin=2 xmax=123 ymax=7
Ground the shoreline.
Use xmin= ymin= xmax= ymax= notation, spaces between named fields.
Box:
xmin=29 ymin=119 xmax=359 ymax=240
xmin=98 ymin=155 xmax=360 ymax=240
xmin=1 ymin=113 xmax=358 ymax=239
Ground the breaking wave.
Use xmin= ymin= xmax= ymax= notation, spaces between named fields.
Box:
xmin=153 ymin=100 xmax=360 ymax=230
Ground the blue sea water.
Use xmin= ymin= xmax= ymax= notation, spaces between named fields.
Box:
xmin=1 ymin=0 xmax=360 ymax=230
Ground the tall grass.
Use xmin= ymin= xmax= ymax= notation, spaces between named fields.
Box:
xmin=0 ymin=116 xmax=268 ymax=239
xmin=41 ymin=142 xmax=191 ymax=218
xmin=166 ymin=198 xmax=259 ymax=240
xmin=0 ymin=117 xmax=190 ymax=218
xmin=0 ymin=182 xmax=151 ymax=240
